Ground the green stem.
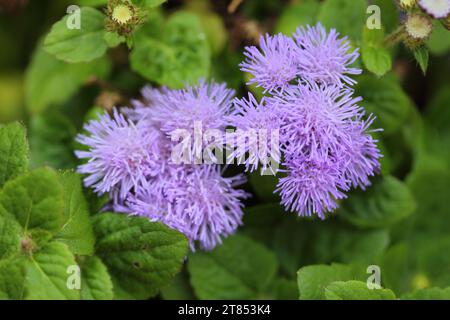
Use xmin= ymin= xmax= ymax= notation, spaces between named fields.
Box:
xmin=384 ymin=26 xmax=406 ymax=47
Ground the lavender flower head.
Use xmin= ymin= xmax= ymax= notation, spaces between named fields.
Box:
xmin=76 ymin=81 xmax=249 ymax=251
xmin=236 ymin=24 xmax=381 ymax=219
xmin=143 ymin=81 xmax=235 ymax=135
xmin=127 ymin=165 xmax=249 ymax=251
xmin=240 ymin=33 xmax=299 ymax=93
xmin=227 ymin=93 xmax=282 ymax=174
xmin=293 ymin=23 xmax=361 ymax=86
xmin=75 ymin=110 xmax=165 ymax=199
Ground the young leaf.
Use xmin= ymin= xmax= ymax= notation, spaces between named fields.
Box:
xmin=413 ymin=46 xmax=429 ymax=75
xmin=25 ymin=46 xmax=111 ymax=114
xmin=361 ymin=27 xmax=392 ymax=76
xmin=0 ymin=168 xmax=65 ymax=235
xmin=0 ymin=122 xmax=28 ymax=188
xmin=297 ymin=263 xmax=366 ymax=300
xmin=340 ymin=176 xmax=416 ymax=229
xmin=325 ymin=280 xmax=396 ymax=300
xmin=54 ymin=172 xmax=95 ymax=256
xmin=23 ymin=242 xmax=80 ymax=300
xmin=79 ymin=256 xmax=114 ymax=300
xmin=92 ymin=212 xmax=188 ymax=300
xmin=130 ymin=11 xmax=210 ymax=88
xmin=43 ymin=7 xmax=107 ymax=63
xmin=188 ymin=234 xmax=278 ymax=299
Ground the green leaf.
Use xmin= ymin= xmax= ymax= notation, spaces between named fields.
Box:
xmin=402 ymin=287 xmax=450 ymax=300
xmin=413 ymin=46 xmax=429 ymax=75
xmin=54 ymin=172 xmax=95 ymax=256
xmin=133 ymin=0 xmax=167 ymax=9
xmin=92 ymin=213 xmax=188 ymax=300
xmin=355 ymin=74 xmax=413 ymax=134
xmin=43 ymin=7 xmax=107 ymax=63
xmin=361 ymin=27 xmax=392 ymax=76
xmin=188 ymin=234 xmax=278 ymax=299
xmin=425 ymin=85 xmax=450 ymax=136
xmin=270 ymin=278 xmax=299 ymax=300
xmin=297 ymin=263 xmax=366 ymax=300
xmin=0 ymin=257 xmax=26 ymax=299
xmin=29 ymin=111 xmax=78 ymax=169
xmin=24 ymin=242 xmax=80 ymax=300
xmin=340 ymin=176 xmax=416 ymax=229
xmin=160 ymin=268 xmax=196 ymax=300
xmin=0 ymin=168 xmax=64 ymax=235
xmin=79 ymin=256 xmax=113 ymax=300
xmin=130 ymin=11 xmax=210 ymax=88
xmin=275 ymin=0 xmax=319 ymax=36
xmin=25 ymin=46 xmax=111 ymax=114
xmin=0 ymin=215 xmax=22 ymax=260
xmin=0 ymin=122 xmax=28 ymax=188
xmin=325 ymin=280 xmax=396 ymax=300
xmin=317 ymin=0 xmax=367 ymax=41
xmin=427 ymin=20 xmax=450 ymax=56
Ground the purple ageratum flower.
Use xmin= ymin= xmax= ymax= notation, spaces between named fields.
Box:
xmin=124 ymin=81 xmax=236 ymax=164
xmin=277 ymin=81 xmax=364 ymax=160
xmin=273 ymin=81 xmax=381 ymax=218
xmin=75 ymin=110 xmax=167 ymax=199
xmin=293 ymin=23 xmax=361 ymax=86
xmin=226 ymin=93 xmax=282 ymax=174
xmin=127 ymin=165 xmax=249 ymax=251
xmin=340 ymin=115 xmax=382 ymax=190
xmin=277 ymin=156 xmax=348 ymax=219
xmin=419 ymin=0 xmax=450 ymax=19
xmin=240 ymin=33 xmax=299 ymax=93
xmin=143 ymin=81 xmax=235 ymax=134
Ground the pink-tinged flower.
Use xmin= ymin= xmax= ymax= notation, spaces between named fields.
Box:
xmin=226 ymin=93 xmax=282 ymax=174
xmin=293 ymin=23 xmax=361 ymax=86
xmin=75 ymin=110 xmax=166 ymax=199
xmin=240 ymin=33 xmax=299 ymax=93
xmin=419 ymin=0 xmax=450 ymax=19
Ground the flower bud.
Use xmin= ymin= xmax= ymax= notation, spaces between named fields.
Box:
xmin=105 ymin=0 xmax=145 ymax=37
xmin=404 ymin=13 xmax=433 ymax=47
xmin=397 ymin=0 xmax=417 ymax=10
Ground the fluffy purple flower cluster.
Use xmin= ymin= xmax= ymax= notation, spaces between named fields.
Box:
xmin=76 ymin=82 xmax=249 ymax=251
xmin=236 ymin=23 xmax=381 ymax=219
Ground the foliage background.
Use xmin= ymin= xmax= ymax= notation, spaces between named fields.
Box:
xmin=0 ymin=0 xmax=449 ymax=300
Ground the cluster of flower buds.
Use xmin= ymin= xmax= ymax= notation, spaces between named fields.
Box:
xmin=397 ymin=0 xmax=450 ymax=47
